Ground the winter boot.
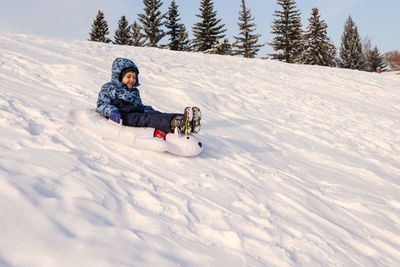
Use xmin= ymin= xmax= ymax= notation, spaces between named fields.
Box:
xmin=191 ymin=107 xmax=201 ymax=134
xmin=170 ymin=107 xmax=195 ymax=135
xmin=182 ymin=107 xmax=191 ymax=135
xmin=170 ymin=115 xmax=183 ymax=131
xmin=170 ymin=113 xmax=187 ymax=135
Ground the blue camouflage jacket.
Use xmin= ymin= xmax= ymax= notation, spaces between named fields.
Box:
xmin=96 ymin=58 xmax=154 ymax=117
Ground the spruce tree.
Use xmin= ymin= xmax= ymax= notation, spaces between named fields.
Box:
xmin=191 ymin=0 xmax=227 ymax=52
xmin=130 ymin=21 xmax=146 ymax=47
xmin=365 ymin=46 xmax=387 ymax=72
xmin=269 ymin=0 xmax=303 ymax=63
xmin=233 ymin=0 xmax=263 ymax=58
xmin=89 ymin=10 xmax=111 ymax=43
xmin=301 ymin=8 xmax=336 ymax=66
xmin=338 ymin=16 xmax=365 ymax=70
xmin=138 ymin=0 xmax=167 ymax=47
xmin=176 ymin=25 xmax=190 ymax=51
xmin=166 ymin=0 xmax=189 ymax=51
xmin=114 ymin=15 xmax=132 ymax=45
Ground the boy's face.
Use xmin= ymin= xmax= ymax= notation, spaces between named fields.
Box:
xmin=122 ymin=71 xmax=136 ymax=88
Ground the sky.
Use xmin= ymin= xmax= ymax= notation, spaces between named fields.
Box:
xmin=0 ymin=0 xmax=399 ymax=57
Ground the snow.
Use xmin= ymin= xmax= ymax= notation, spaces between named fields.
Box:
xmin=1 ymin=32 xmax=400 ymax=266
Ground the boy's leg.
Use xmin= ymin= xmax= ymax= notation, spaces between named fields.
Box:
xmin=122 ymin=112 xmax=182 ymax=133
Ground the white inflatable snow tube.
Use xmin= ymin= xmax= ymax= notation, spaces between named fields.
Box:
xmin=71 ymin=109 xmax=203 ymax=157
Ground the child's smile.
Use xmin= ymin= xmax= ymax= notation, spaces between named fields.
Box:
xmin=122 ymin=72 xmax=136 ymax=88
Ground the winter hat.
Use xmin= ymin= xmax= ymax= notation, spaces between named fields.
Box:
xmin=119 ymin=67 xmax=138 ymax=81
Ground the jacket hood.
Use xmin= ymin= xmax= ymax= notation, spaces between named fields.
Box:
xmin=111 ymin=58 xmax=140 ymax=88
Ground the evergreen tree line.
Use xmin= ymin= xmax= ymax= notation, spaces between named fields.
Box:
xmin=89 ymin=0 xmax=395 ymax=71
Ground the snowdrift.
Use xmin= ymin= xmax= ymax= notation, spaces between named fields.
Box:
xmin=0 ymin=32 xmax=400 ymax=266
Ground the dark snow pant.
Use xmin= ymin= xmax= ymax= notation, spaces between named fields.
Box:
xmin=122 ymin=111 xmax=181 ymax=133
xmin=112 ymin=99 xmax=181 ymax=133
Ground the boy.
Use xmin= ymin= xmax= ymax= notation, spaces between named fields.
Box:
xmin=96 ymin=58 xmax=197 ymax=139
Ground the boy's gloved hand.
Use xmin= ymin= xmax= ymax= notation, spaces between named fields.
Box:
xmin=109 ymin=110 xmax=121 ymax=124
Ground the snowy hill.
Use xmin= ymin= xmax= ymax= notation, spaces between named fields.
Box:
xmin=0 ymin=32 xmax=399 ymax=266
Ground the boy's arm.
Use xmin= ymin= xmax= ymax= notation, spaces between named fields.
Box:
xmin=96 ymin=84 xmax=119 ymax=117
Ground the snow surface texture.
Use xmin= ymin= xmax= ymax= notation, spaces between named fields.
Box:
xmin=0 ymin=32 xmax=400 ymax=266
